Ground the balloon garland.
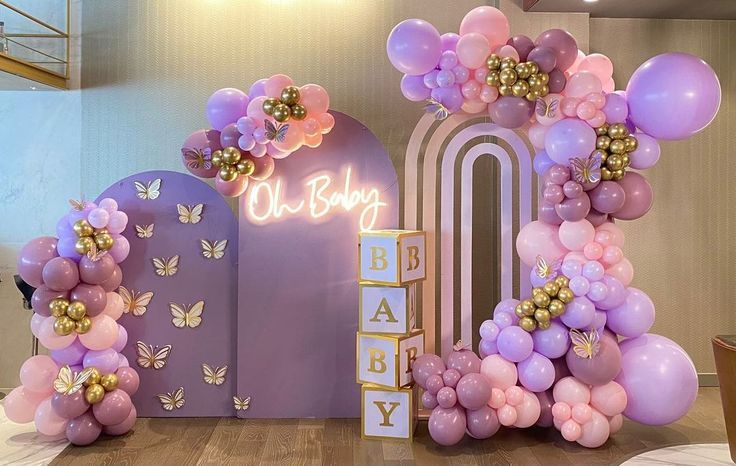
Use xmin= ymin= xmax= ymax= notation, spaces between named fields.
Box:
xmin=7 ymin=198 xmax=138 ymax=446
xmin=181 ymin=74 xmax=334 ymax=197
xmin=389 ymin=6 xmax=721 ymax=447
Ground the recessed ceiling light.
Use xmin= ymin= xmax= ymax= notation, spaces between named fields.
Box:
xmin=30 ymin=86 xmax=37 ymax=90
xmin=583 ymin=0 xmax=599 ymax=3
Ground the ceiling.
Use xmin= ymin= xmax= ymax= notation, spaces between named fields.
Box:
xmin=524 ymin=0 xmax=736 ymax=20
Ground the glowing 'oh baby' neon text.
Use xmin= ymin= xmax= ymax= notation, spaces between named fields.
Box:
xmin=245 ymin=166 xmax=387 ymax=230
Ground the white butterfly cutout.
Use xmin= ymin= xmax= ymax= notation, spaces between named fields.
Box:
xmin=134 ymin=178 xmax=161 ymax=200
xmin=177 ymin=204 xmax=203 ymax=224
xmin=170 ymin=301 xmax=204 ymax=329
xmin=157 ymin=387 xmax=185 ymax=411
xmin=201 ymin=239 xmax=227 ymax=260
xmin=118 ymin=286 xmax=154 ymax=316
xmin=202 ymin=363 xmax=227 ymax=386
xmin=135 ymin=224 xmax=154 ymax=238
xmin=152 ymin=255 xmax=179 ymax=277
xmin=136 ymin=341 xmax=172 ymax=370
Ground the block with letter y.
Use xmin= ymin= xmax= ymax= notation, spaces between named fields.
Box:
xmin=356 ymin=330 xmax=424 ymax=389
xmin=361 ymin=384 xmax=418 ymax=440
xmin=358 ymin=230 xmax=426 ymax=285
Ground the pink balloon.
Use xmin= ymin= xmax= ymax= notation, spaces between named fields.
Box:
xmin=479 ymin=84 xmax=499 ymax=104
xmin=576 ymin=101 xmax=596 ymax=120
xmin=4 ymin=386 xmax=47 ymax=423
xmin=516 ymin=221 xmax=568 ymax=267
xmin=42 ymin=257 xmax=79 ymax=292
xmin=602 ymin=77 xmax=615 ymax=93
xmin=561 ymin=419 xmax=582 ymax=441
xmin=31 ymin=313 xmax=46 ymax=338
xmin=459 ymin=6 xmax=510 ymax=48
xmin=578 ymin=53 xmax=614 ymax=81
xmin=78 ymin=314 xmax=119 ymax=350
xmin=606 ymin=257 xmax=634 ymax=286
xmin=299 ymin=84 xmax=329 ymax=115
xmin=497 ymin=404 xmax=517 ymax=426
xmin=578 ymin=409 xmax=611 ymax=448
xmin=591 ymin=381 xmax=627 ymax=417
xmin=102 ymin=291 xmax=125 ymax=320
xmin=566 ymin=71 xmax=603 ymax=98
xmin=514 ymin=389 xmax=541 ymax=428
xmin=552 ymin=401 xmax=571 ymax=421
xmin=461 ymin=80 xmax=481 ymax=99
xmin=608 ymin=413 xmax=624 ymax=434
xmin=271 ymin=120 xmax=304 ymax=153
xmin=246 ymin=96 xmax=269 ymax=122
xmin=103 ymin=405 xmax=137 ymax=436
xmin=567 ymin=50 xmax=587 ymax=75
xmin=38 ymin=316 xmax=77 ymax=350
xmin=109 ymin=235 xmax=130 ymax=263
xmin=34 ymin=397 xmax=68 ymax=436
xmin=528 ymin=123 xmax=548 ymax=148
xmin=17 ymin=237 xmax=59 ymax=287
xmin=461 ymin=98 xmax=487 ymax=114
xmin=480 ymin=354 xmax=518 ymax=390
xmin=588 ymin=111 xmax=606 ymax=128
xmin=216 ymin=175 xmax=249 ymax=197
xmin=87 ymin=208 xmax=109 ymax=229
xmin=553 ymin=376 xmax=591 ymax=405
xmin=106 ymin=211 xmax=128 ymax=234
xmin=70 ymin=284 xmax=107 ymax=317
xmin=181 ymin=129 xmax=221 ymax=178
xmin=571 ymin=403 xmax=593 ymax=424
xmin=596 ymin=222 xmax=625 ymax=247
xmin=20 ymin=355 xmax=58 ymax=393
xmin=456 ymin=33 xmax=490 ymax=69
xmin=264 ymin=74 xmax=294 ymax=99
xmin=100 ymin=264 xmax=123 ymax=292
xmin=115 ymin=367 xmax=140 ymax=396
xmin=558 ymin=220 xmax=595 ymax=251
xmin=496 ymin=44 xmax=520 ymax=61
xmin=318 ymin=112 xmax=335 ymax=134
xmin=249 ymin=155 xmax=275 ymax=181
xmin=535 ymin=94 xmax=565 ymax=126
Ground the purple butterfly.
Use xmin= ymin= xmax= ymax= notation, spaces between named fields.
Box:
xmin=569 ymin=151 xmax=602 ymax=185
xmin=182 ymin=147 xmax=212 ymax=170
xmin=264 ymin=120 xmax=289 ymax=143
xmin=535 ymin=97 xmax=559 ymax=119
xmin=424 ymin=97 xmax=449 ymax=121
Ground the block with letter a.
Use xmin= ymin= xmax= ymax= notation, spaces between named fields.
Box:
xmin=361 ymin=384 xmax=418 ymax=440
xmin=356 ymin=330 xmax=424 ymax=389
xmin=359 ymin=283 xmax=415 ymax=335
xmin=358 ymin=230 xmax=426 ymax=285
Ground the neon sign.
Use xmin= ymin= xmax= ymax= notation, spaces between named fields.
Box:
xmin=245 ymin=166 xmax=387 ymax=230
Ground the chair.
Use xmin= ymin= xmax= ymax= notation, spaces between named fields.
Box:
xmin=712 ymin=335 xmax=736 ymax=463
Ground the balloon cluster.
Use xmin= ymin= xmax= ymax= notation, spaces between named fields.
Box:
xmin=57 ymin=199 xmax=130 ymax=263
xmin=396 ymin=5 xmax=721 ymax=449
xmin=485 ymin=54 xmax=549 ymax=101
xmin=182 ymin=74 xmax=334 ymax=197
xmin=6 ymin=198 xmax=139 ymax=445
xmin=71 ymin=219 xmax=114 ymax=255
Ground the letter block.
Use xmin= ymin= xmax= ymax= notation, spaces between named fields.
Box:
xmin=359 ymin=283 xmax=415 ymax=335
xmin=361 ymin=384 xmax=418 ymax=440
xmin=358 ymin=230 xmax=426 ymax=285
xmin=356 ymin=330 xmax=424 ymax=389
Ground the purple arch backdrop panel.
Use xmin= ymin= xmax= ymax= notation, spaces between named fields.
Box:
xmin=238 ymin=112 xmax=398 ymax=418
xmin=97 ymin=170 xmax=238 ymax=417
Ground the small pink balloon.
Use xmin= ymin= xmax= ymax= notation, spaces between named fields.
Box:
xmin=552 ymin=401 xmax=572 ymax=421
xmin=528 ymin=123 xmax=548 ymax=148
xmin=601 ymin=245 xmax=623 ymax=266
xmin=264 ymin=74 xmax=294 ymax=99
xmin=300 ymin=84 xmax=329 ymax=115
xmin=588 ymin=110 xmax=607 ymax=127
xmin=102 ymin=291 xmax=125 ymax=320
xmin=87 ymin=208 xmax=110 ymax=229
xmin=20 ymin=355 xmax=58 ymax=393
xmin=578 ymin=409 xmax=611 ymax=448
xmin=34 ymin=397 xmax=68 ymax=436
xmin=216 ymin=175 xmax=249 ymax=197
xmin=578 ymin=53 xmax=614 ymax=81
xmin=249 ymin=155 xmax=275 ymax=181
xmin=107 ymin=211 xmax=128 ymax=234
xmin=302 ymin=118 xmax=320 ymax=136
xmin=561 ymin=419 xmax=582 ymax=441
xmin=461 ymin=80 xmax=481 ymax=99
xmin=586 ymin=92 xmax=606 ymax=109
xmin=461 ymin=98 xmax=487 ymax=114
xmin=318 ymin=113 xmax=335 ymax=134
xmin=42 ymin=257 xmax=79 ymax=292
xmin=489 ymin=387 xmax=506 ymax=409
xmin=608 ymin=413 xmax=624 ymax=434
xmin=497 ymin=44 xmax=520 ymax=61
xmin=514 ymin=389 xmax=541 ymax=428
xmin=505 ymin=386 xmax=524 ymax=406
xmin=561 ymin=97 xmax=580 ymax=117
xmin=602 ymin=77 xmax=615 ymax=93
xmin=481 ymin=354 xmax=518 ymax=390
xmin=479 ymin=84 xmax=499 ymax=104
xmin=97 ymin=198 xmax=118 ymax=214
xmin=497 ymin=404 xmax=517 ymax=426
xmin=247 ymin=96 xmax=269 ymax=122
xmin=31 ymin=313 xmax=46 ymax=338
xmin=596 ymin=222 xmax=625 ymax=247
xmin=566 ymin=71 xmax=603 ymax=98
xmin=5 ymin=386 xmax=47 ymax=423
xmin=576 ymin=100 xmax=596 ymax=120
xmin=583 ymin=242 xmax=603 ymax=260
xmin=38 ymin=316 xmax=77 ymax=350
xmin=606 ymin=257 xmax=634 ymax=287
xmin=78 ymin=314 xmax=119 ymax=350
xmin=109 ymin=235 xmax=130 ymax=263
xmin=271 ymin=119 xmax=304 ymax=152
xmin=553 ymin=376 xmax=591 ymax=405
xmin=591 ymin=381 xmax=628 ymax=416
xmin=571 ymin=403 xmax=593 ymax=424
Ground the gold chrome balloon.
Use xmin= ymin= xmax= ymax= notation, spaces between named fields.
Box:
xmin=498 ymin=84 xmax=513 ymax=97
xmin=75 ymin=316 xmax=92 ymax=334
xmin=511 ymin=80 xmax=530 ymax=97
xmin=557 ymin=287 xmax=574 ymax=304
xmin=84 ymin=383 xmax=105 ymax=404
xmin=219 ymin=165 xmax=238 ymax=182
xmin=596 ymin=124 xmax=610 ymax=136
xmin=624 ymin=136 xmax=638 ymax=152
xmin=49 ymin=298 xmax=69 ymax=317
xmin=290 ymin=104 xmax=307 ymax=121
xmin=519 ymin=316 xmax=537 ymax=332
xmin=100 ymin=373 xmax=119 ymax=392
xmin=542 ymin=281 xmax=559 ymax=297
xmin=520 ymin=299 xmax=535 ymax=316
xmin=548 ymin=299 xmax=566 ymax=317
xmin=538 ymin=72 xmax=549 ymax=85
xmin=66 ymin=301 xmax=87 ymax=320
xmin=272 ymin=104 xmax=291 ymax=123
xmin=280 ymin=86 xmax=300 ymax=106
xmin=236 ymin=159 xmax=255 ymax=176
xmin=262 ymin=97 xmax=279 ymax=116
xmin=486 ymin=54 xmax=501 ymax=70
xmin=601 ymin=167 xmax=613 ymax=181
xmin=500 ymin=57 xmax=517 ymax=70
xmin=607 ymin=154 xmax=624 ymax=170
xmin=608 ymin=123 xmax=629 ymax=139
xmin=211 ymin=150 xmax=223 ymax=167
xmin=596 ymin=135 xmax=612 ymax=151
xmin=612 ymin=169 xmax=625 ymax=181
xmin=486 ymin=71 xmax=501 ymax=87
xmin=94 ymin=233 xmax=114 ymax=251
xmin=515 ymin=63 xmax=531 ymax=79
xmin=84 ymin=367 xmax=101 ymax=387
xmin=221 ymin=146 xmax=241 ymax=165
xmin=537 ymin=320 xmax=551 ymax=330
xmin=73 ymin=219 xmax=94 ymax=237
xmin=534 ymin=308 xmax=551 ymax=324
xmin=609 ymin=139 xmax=626 ymax=155
xmin=554 ymin=275 xmax=570 ymax=288
xmin=532 ymin=291 xmax=551 ymax=308
xmin=499 ymin=68 xmax=517 ymax=86
xmin=53 ymin=316 xmax=75 ymax=336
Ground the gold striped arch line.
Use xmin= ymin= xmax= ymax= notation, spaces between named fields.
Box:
xmin=403 ymin=112 xmax=536 ymax=359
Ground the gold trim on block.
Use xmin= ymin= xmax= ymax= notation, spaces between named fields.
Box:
xmin=360 ymin=384 xmax=416 ymax=441
xmin=356 ymin=330 xmax=424 ymax=390
xmin=358 ymin=283 xmax=416 ymax=335
xmin=357 ymin=230 xmax=427 ymax=286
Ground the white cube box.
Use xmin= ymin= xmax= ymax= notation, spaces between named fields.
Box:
xmin=359 ymin=283 xmax=416 ymax=335
xmin=356 ymin=330 xmax=424 ymax=389
xmin=358 ymin=230 xmax=426 ymax=285
xmin=361 ymin=384 xmax=418 ymax=440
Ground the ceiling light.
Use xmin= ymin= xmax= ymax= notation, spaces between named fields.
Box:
xmin=583 ymin=0 xmax=599 ymax=3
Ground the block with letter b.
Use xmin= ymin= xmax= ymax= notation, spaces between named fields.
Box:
xmin=361 ymin=384 xmax=418 ymax=440
xmin=356 ymin=330 xmax=424 ymax=389
xmin=358 ymin=230 xmax=426 ymax=285
xmin=359 ymin=283 xmax=415 ymax=335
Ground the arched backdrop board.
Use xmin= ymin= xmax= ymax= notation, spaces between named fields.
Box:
xmin=97 ymin=170 xmax=238 ymax=417
xmin=238 ymin=112 xmax=398 ymax=418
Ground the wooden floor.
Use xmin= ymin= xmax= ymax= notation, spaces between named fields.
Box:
xmin=50 ymin=387 xmax=728 ymax=466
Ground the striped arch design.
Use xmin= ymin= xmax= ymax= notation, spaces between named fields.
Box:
xmin=404 ymin=113 xmax=536 ymax=358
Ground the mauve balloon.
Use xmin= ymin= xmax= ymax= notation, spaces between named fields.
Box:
xmin=466 ymin=405 xmax=500 ymax=439
xmin=589 ymin=181 xmax=626 ymax=214
xmin=428 ymin=406 xmax=467 ymax=446
xmin=555 ymin=194 xmax=591 ymax=222
xmin=66 ymin=411 xmax=102 ymax=446
xmin=31 ymin=286 xmax=67 ymax=317
xmin=489 ymin=97 xmax=534 ymax=129
xmin=535 ymin=29 xmax=578 ymax=70
xmin=566 ymin=332 xmax=621 ymax=386
xmin=17 ymin=236 xmax=59 ymax=287
xmin=611 ymin=172 xmax=653 ymax=220
xmin=70 ymin=284 xmax=107 ymax=316
xmin=42 ymin=257 xmax=79 ymax=292
xmin=51 ymin=391 xmax=89 ymax=420
xmin=527 ymin=46 xmax=557 ymax=73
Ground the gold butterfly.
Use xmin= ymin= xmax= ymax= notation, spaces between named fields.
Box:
xmin=118 ymin=286 xmax=154 ymax=316
xmin=134 ymin=178 xmax=161 ymax=200
xmin=53 ymin=365 xmax=96 ymax=395
xmin=153 ymin=255 xmax=179 ymax=277
xmin=202 ymin=364 xmax=228 ymax=386
xmin=177 ymin=204 xmax=203 ymax=224
xmin=68 ymin=198 xmax=87 ymax=211
xmin=233 ymin=395 xmax=251 ymax=411
xmin=157 ymin=387 xmax=185 ymax=411
xmin=86 ymin=246 xmax=107 ymax=262
xmin=136 ymin=341 xmax=172 ymax=369
xmin=570 ymin=328 xmax=601 ymax=359
xmin=200 ymin=239 xmax=227 ymax=260
xmin=135 ymin=224 xmax=155 ymax=238
xmin=170 ymin=301 xmax=204 ymax=329
xmin=535 ymin=255 xmax=561 ymax=280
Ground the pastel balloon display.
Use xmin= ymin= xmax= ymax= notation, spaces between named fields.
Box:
xmin=545 ymin=119 xmax=596 ymax=164
xmin=459 ymin=6 xmax=510 ymax=48
xmin=17 ymin=237 xmax=59 ymax=287
xmin=206 ymin=88 xmax=249 ymax=131
xmin=516 ymin=221 xmax=567 ymax=267
xmin=535 ymin=29 xmax=578 ymax=70
xmin=386 ymin=19 xmax=441 ymax=75
xmin=489 ymin=97 xmax=534 ymax=129
xmin=428 ymin=406 xmax=467 ymax=446
xmin=606 ymin=288 xmax=655 ymax=338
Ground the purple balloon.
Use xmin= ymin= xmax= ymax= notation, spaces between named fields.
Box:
xmin=611 ymin=172 xmax=653 ymax=220
xmin=533 ymin=150 xmax=555 ymax=175
xmin=535 ymin=390 xmax=555 ymax=427
xmin=507 ymin=35 xmax=535 ymax=61
xmin=589 ymin=181 xmax=626 ymax=214
xmin=103 ymin=405 xmax=137 ymax=436
xmin=428 ymin=406 xmax=467 ymax=446
xmin=31 ymin=286 xmax=67 ymax=317
xmin=616 ymin=333 xmax=697 ymax=425
xmin=607 ymin=287 xmax=655 ymax=338
xmin=545 ymin=118 xmax=596 ymax=164
xmin=629 ymin=132 xmax=660 ymax=169
xmin=206 ymin=88 xmax=249 ymax=131
xmin=442 ymin=369 xmax=462 ymax=388
xmin=17 ymin=236 xmax=59 ymax=287
xmin=431 ymin=85 xmax=463 ymax=113
xmin=78 ymin=254 xmax=115 ymax=286
xmin=400 ymin=74 xmax=431 ymax=102
xmin=566 ymin=332 xmax=622 ymax=385
xmin=422 ymin=391 xmax=439 ymax=409
xmin=626 ymin=52 xmax=721 ymax=140
xmin=479 ymin=320 xmax=500 ymax=341
xmin=493 ymin=311 xmax=517 ymax=329
xmin=563 ymin=181 xmax=583 ymax=199
xmin=51 ymin=339 xmax=86 ymax=366
xmin=57 ymin=237 xmax=82 ymax=262
xmin=494 ymin=298 xmax=520 ymax=319
xmin=116 ymin=367 xmax=140 ymax=396
xmin=466 ymin=405 xmax=500 ymax=439
xmin=518 ymin=352 xmax=555 ymax=392
xmin=479 ymin=338 xmax=498 ymax=358
xmin=248 ymin=78 xmax=267 ymax=100
xmin=219 ymin=123 xmax=241 ymax=148
xmin=456 ymin=373 xmax=492 ymax=410
xmin=538 ymin=201 xmax=564 ymax=225
xmin=70 ymin=283 xmax=107 ymax=316
xmin=497 ymin=326 xmax=534 ymax=363
xmin=42 ymin=257 xmax=79 ymax=292
xmin=439 ymin=51 xmax=458 ymax=70
xmin=66 ymin=410 xmax=102 ymax=446
xmin=447 ymin=349 xmax=481 ymax=376
xmin=441 ymin=32 xmax=460 ymax=52
xmin=92 ymin=389 xmax=132 ymax=426
xmin=602 ymin=92 xmax=628 ymax=124
xmin=112 ymin=325 xmax=128 ymax=352
xmin=387 ymin=19 xmax=442 ymax=75
xmin=595 ymin=275 xmax=628 ymax=310
xmin=436 ymin=386 xmax=458 ymax=409
xmin=548 ymin=69 xmax=567 ymax=94
xmin=412 ymin=354 xmax=446 ymax=389
xmin=532 ymin=320 xmax=570 ymax=359
xmin=527 ymin=46 xmax=557 ymax=73
xmin=535 ymin=29 xmax=578 ymax=71
xmin=489 ymin=97 xmax=534 ymax=129
xmin=51 ymin=390 xmax=89 ymax=419
xmin=555 ymin=194 xmax=591 ymax=222
xmin=83 ymin=348 xmax=120 ymax=375
xmin=586 ymin=208 xmax=609 ymax=227
xmin=436 ymin=69 xmax=456 ymax=88
xmin=560 ymin=296 xmax=595 ymax=329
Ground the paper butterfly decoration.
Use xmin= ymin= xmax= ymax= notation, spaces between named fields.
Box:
xmin=53 ymin=365 xmax=95 ymax=395
xmin=68 ymin=198 xmax=88 ymax=211
xmin=424 ymin=97 xmax=449 ymax=121
xmin=202 ymin=364 xmax=228 ymax=386
xmin=264 ymin=120 xmax=289 ymax=143
xmin=157 ymin=387 xmax=185 ymax=411
xmin=119 ymin=286 xmax=154 ymax=316
xmin=182 ymin=147 xmax=212 ymax=171
xmin=170 ymin=301 xmax=204 ymax=329
xmin=535 ymin=97 xmax=559 ymax=119
xmin=135 ymin=224 xmax=155 ymax=239
xmin=233 ymin=395 xmax=251 ymax=411
xmin=152 ymin=255 xmax=180 ymax=277
xmin=569 ymin=151 xmax=602 ymax=185
xmin=177 ymin=204 xmax=203 ymax=224
xmin=136 ymin=341 xmax=173 ymax=369
xmin=134 ymin=178 xmax=162 ymax=200
xmin=200 ymin=239 xmax=227 ymax=260
xmin=535 ymin=255 xmax=561 ymax=280
xmin=570 ymin=328 xmax=601 ymax=359
xmin=86 ymin=247 xmax=107 ymax=262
